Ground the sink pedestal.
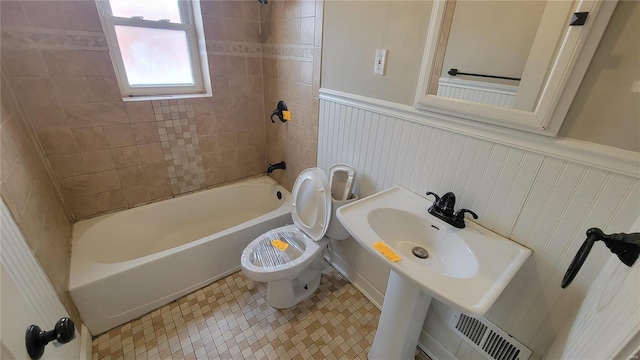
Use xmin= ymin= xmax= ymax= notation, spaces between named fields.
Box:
xmin=369 ymin=271 xmax=432 ymax=360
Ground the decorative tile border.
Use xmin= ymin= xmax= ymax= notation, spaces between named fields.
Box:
xmin=205 ymin=41 xmax=314 ymax=62
xmin=2 ymin=27 xmax=314 ymax=62
xmin=152 ymin=100 xmax=206 ymax=195
xmin=261 ymin=44 xmax=314 ymax=62
xmin=205 ymin=40 xmax=262 ymax=57
xmin=1 ymin=27 xmax=108 ymax=50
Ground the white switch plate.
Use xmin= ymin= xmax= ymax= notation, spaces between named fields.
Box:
xmin=374 ymin=49 xmax=388 ymax=76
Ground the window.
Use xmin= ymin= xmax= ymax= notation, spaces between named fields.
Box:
xmin=96 ymin=0 xmax=210 ymax=98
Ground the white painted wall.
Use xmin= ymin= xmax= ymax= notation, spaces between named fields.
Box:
xmin=318 ymin=90 xmax=640 ymax=359
xmin=442 ymin=1 xmax=545 ymax=82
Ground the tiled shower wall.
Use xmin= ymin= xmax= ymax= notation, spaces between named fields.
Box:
xmin=1 ymin=0 xmax=269 ymax=220
xmin=261 ymin=0 xmax=323 ymax=190
xmin=0 ymin=71 xmax=81 ymax=324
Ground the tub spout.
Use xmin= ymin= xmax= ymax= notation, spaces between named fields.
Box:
xmin=267 ymin=161 xmax=286 ymax=173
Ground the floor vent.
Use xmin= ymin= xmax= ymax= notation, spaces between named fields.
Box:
xmin=449 ymin=311 xmax=531 ymax=360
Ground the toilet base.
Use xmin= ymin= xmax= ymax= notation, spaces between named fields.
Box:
xmin=265 ymin=258 xmax=324 ymax=309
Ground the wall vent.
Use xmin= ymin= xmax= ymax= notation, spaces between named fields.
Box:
xmin=449 ymin=310 xmax=531 ymax=360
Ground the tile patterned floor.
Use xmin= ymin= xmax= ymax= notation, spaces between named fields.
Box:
xmin=92 ymin=264 xmax=382 ymax=359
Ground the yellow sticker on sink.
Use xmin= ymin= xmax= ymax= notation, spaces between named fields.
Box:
xmin=373 ymin=241 xmax=402 ymax=262
xmin=271 ymin=239 xmax=289 ymax=251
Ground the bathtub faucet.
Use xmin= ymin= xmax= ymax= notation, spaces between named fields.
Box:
xmin=267 ymin=161 xmax=286 ymax=173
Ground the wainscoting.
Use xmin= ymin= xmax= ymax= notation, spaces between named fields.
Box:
xmin=437 ymin=77 xmax=517 ymax=108
xmin=1 ymin=199 xmax=90 ymax=359
xmin=317 ymin=89 xmax=639 ymax=359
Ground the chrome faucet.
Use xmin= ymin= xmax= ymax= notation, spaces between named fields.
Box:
xmin=426 ymin=191 xmax=478 ymax=228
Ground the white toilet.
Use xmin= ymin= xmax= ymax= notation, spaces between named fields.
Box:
xmin=240 ymin=166 xmax=356 ymax=309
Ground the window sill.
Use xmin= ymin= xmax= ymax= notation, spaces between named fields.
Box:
xmin=121 ymin=92 xmax=212 ymax=102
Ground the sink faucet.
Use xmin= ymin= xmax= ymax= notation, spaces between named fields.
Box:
xmin=426 ymin=191 xmax=478 ymax=228
xmin=427 ymin=191 xmax=456 ymax=217
xmin=267 ymin=161 xmax=286 ymax=173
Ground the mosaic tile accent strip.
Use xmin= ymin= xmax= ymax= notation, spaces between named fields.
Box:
xmin=2 ymin=28 xmax=313 ymax=62
xmin=152 ymin=100 xmax=206 ymax=195
xmin=92 ymin=264 xmax=381 ymax=360
xmin=261 ymin=44 xmax=314 ymax=62
xmin=1 ymin=27 xmax=108 ymax=50
xmin=205 ymin=40 xmax=263 ymax=57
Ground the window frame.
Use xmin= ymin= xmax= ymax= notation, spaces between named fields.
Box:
xmin=96 ymin=0 xmax=208 ymax=98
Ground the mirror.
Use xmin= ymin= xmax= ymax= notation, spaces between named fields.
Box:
xmin=415 ymin=0 xmax=617 ymax=137
xmin=429 ymin=1 xmax=558 ymax=111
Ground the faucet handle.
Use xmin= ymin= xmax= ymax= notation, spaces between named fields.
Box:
xmin=454 ymin=209 xmax=478 ymax=222
xmin=425 ymin=191 xmax=440 ymax=202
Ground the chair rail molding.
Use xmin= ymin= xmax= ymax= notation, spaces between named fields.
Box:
xmin=320 ymin=89 xmax=640 ymax=179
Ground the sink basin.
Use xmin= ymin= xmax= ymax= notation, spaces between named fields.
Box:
xmin=337 ymin=186 xmax=531 ymax=316
xmin=368 ymin=208 xmax=479 ymax=279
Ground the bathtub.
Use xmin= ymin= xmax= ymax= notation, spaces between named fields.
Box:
xmin=69 ymin=177 xmax=291 ymax=335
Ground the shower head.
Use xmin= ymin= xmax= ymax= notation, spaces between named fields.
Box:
xmin=258 ymin=0 xmax=267 ymax=4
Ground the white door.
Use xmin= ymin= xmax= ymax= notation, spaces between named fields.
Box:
xmin=0 ymin=200 xmax=81 ymax=359
xmin=545 ymin=217 xmax=640 ymax=359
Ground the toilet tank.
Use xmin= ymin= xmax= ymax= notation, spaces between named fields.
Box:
xmin=326 ymin=195 xmax=358 ymax=240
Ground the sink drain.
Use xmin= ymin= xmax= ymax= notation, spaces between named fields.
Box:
xmin=412 ymin=246 xmax=429 ymax=259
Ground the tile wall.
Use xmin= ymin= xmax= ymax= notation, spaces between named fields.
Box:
xmin=1 ymin=0 xmax=269 ymax=220
xmin=261 ymin=0 xmax=323 ymax=190
xmin=0 ymin=71 xmax=81 ymax=324
xmin=0 ymin=0 xmax=324 ymax=325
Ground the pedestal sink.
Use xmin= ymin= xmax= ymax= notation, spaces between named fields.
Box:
xmin=336 ymin=186 xmax=531 ymax=360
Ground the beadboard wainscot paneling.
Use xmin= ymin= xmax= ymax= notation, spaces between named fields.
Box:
xmin=318 ymin=89 xmax=640 ymax=360
xmin=437 ymin=77 xmax=517 ymax=108
xmin=1 ymin=199 xmax=91 ymax=359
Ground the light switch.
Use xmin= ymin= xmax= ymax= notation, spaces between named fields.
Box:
xmin=374 ymin=49 xmax=388 ymax=76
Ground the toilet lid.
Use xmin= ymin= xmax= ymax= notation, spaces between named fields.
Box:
xmin=291 ymin=168 xmax=331 ymax=241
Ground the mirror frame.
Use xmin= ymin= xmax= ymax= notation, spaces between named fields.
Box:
xmin=415 ymin=0 xmax=618 ymax=137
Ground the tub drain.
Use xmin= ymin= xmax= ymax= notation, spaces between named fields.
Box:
xmin=412 ymin=246 xmax=429 ymax=259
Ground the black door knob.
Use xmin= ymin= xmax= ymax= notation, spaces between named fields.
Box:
xmin=26 ymin=317 xmax=75 ymax=359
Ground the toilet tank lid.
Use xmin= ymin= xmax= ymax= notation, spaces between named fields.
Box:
xmin=291 ymin=168 xmax=331 ymax=241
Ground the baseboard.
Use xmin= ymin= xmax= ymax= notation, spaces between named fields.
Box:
xmin=419 ymin=328 xmax=458 ymax=360
xmin=324 ymin=246 xmax=384 ymax=310
xmin=80 ymin=325 xmax=92 ymax=360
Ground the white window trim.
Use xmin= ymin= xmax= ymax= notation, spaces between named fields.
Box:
xmin=96 ymin=0 xmax=211 ymax=100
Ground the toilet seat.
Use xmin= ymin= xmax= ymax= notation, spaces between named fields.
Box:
xmin=241 ymin=168 xmax=332 ymax=283
xmin=241 ymin=225 xmax=328 ymax=282
xmin=291 ymin=168 xmax=332 ymax=241
xmin=247 ymin=225 xmax=308 ymax=270
xmin=240 ymin=166 xmax=357 ymax=308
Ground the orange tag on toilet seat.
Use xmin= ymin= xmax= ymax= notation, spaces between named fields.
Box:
xmin=271 ymin=239 xmax=289 ymax=251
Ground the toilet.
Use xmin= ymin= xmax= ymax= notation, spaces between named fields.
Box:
xmin=240 ymin=166 xmax=356 ymax=309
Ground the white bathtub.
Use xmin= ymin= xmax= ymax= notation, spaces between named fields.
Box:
xmin=69 ymin=177 xmax=291 ymax=335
